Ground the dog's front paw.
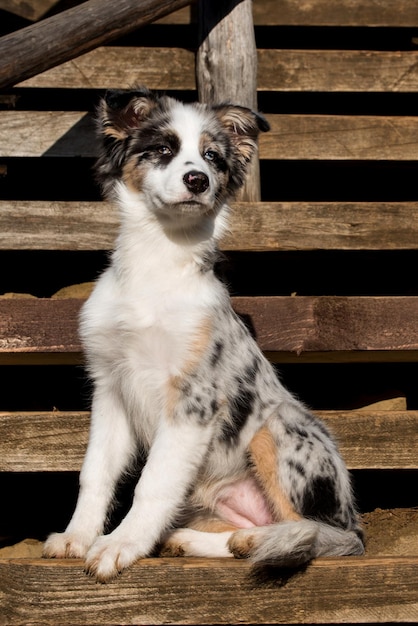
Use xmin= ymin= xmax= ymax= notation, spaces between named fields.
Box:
xmin=43 ymin=531 xmax=94 ymax=559
xmin=85 ymin=535 xmax=141 ymax=582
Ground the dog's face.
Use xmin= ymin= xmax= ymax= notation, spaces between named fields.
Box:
xmin=95 ymin=87 xmax=269 ymax=226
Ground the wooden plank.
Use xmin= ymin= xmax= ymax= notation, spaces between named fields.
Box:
xmin=261 ymin=114 xmax=418 ymax=161
xmin=1 ymin=556 xmax=418 ymax=624
xmin=0 ymin=412 xmax=88 ymax=472
xmin=1 ymin=409 xmax=417 ymax=472
xmin=258 ymin=50 xmax=418 ymax=93
xmin=17 ymin=48 xmax=418 ymax=92
xmin=3 ymin=112 xmax=418 ymax=160
xmin=154 ymin=0 xmax=418 ymax=27
xmin=1 ymin=297 xmax=418 ymax=361
xmin=0 ymin=0 xmax=193 ymax=89
xmin=17 ymin=47 xmax=195 ymax=90
xmin=253 ymin=0 xmax=418 ymax=26
xmin=2 ymin=200 xmax=418 ymax=252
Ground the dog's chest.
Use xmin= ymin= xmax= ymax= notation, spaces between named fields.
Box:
xmin=82 ymin=266 xmax=218 ymax=377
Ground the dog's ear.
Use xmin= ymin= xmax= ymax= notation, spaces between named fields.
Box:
xmin=213 ymin=104 xmax=270 ymax=165
xmin=97 ymin=87 xmax=159 ymax=140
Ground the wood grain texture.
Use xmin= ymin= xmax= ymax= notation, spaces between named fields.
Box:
xmin=1 ymin=556 xmax=418 ymax=624
xmin=258 ymin=50 xmax=418 ymax=93
xmin=252 ymin=0 xmax=418 ymax=26
xmin=18 ymin=47 xmax=195 ymax=89
xmin=155 ymin=0 xmax=418 ymax=26
xmin=17 ymin=48 xmax=418 ymax=92
xmin=3 ymin=112 xmax=418 ymax=160
xmin=2 ymin=200 xmax=418 ymax=251
xmin=262 ymin=114 xmax=418 ymax=161
xmin=1 ymin=297 xmax=418 ymax=361
xmin=1 ymin=410 xmax=417 ymax=472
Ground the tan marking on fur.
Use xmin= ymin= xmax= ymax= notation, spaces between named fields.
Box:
xmin=122 ymin=155 xmax=145 ymax=193
xmin=166 ymin=317 xmax=213 ymax=417
xmin=188 ymin=513 xmax=239 ymax=533
xmin=102 ymin=125 xmax=127 ymax=142
xmin=249 ymin=426 xmax=301 ymax=522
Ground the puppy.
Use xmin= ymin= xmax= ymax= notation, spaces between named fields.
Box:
xmin=43 ymin=87 xmax=364 ymax=582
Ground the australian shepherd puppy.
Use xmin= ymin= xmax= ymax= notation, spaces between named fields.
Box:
xmin=44 ymin=87 xmax=364 ymax=582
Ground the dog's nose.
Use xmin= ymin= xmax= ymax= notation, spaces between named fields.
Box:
xmin=183 ymin=170 xmax=209 ymax=194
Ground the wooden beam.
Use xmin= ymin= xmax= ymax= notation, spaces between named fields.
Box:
xmin=1 ymin=409 xmax=417 ymax=472
xmin=197 ymin=0 xmax=260 ymax=202
xmin=1 ymin=297 xmax=418 ymax=361
xmin=3 ymin=200 xmax=418 ymax=251
xmin=1 ymin=556 xmax=418 ymax=624
xmin=3 ymin=112 xmax=418 ymax=160
xmin=0 ymin=0 xmax=193 ymax=89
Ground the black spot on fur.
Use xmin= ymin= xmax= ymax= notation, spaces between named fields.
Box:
xmin=287 ymin=459 xmax=306 ymax=477
xmin=132 ymin=128 xmax=180 ymax=168
xmin=301 ymin=475 xmax=340 ymax=522
xmin=220 ymin=386 xmax=255 ymax=445
xmin=210 ymin=341 xmax=224 ymax=367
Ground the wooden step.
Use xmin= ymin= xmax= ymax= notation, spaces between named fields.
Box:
xmin=158 ymin=0 xmax=418 ymax=27
xmin=1 ymin=296 xmax=418 ymax=364
xmin=1 ymin=409 xmax=417 ymax=472
xmin=1 ymin=556 xmax=418 ymax=624
xmin=2 ymin=200 xmax=418 ymax=251
xmin=15 ymin=47 xmax=418 ymax=92
xmin=2 ymin=111 xmax=418 ymax=160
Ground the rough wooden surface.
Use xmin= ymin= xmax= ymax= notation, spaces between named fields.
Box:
xmin=1 ymin=297 xmax=418 ymax=362
xmin=1 ymin=556 xmax=418 ymax=624
xmin=3 ymin=111 xmax=418 ymax=160
xmin=1 ymin=409 xmax=417 ymax=472
xmin=3 ymin=200 xmax=418 ymax=251
xmin=18 ymin=47 xmax=195 ymax=90
xmin=157 ymin=0 xmax=418 ymax=26
xmin=17 ymin=48 xmax=418 ymax=92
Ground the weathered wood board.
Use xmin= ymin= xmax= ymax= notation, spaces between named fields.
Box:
xmin=1 ymin=556 xmax=418 ymax=625
xmin=1 ymin=409 xmax=417 ymax=471
xmin=2 ymin=200 xmax=418 ymax=251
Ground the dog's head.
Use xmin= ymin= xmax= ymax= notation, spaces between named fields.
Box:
xmin=95 ymin=87 xmax=269 ymax=225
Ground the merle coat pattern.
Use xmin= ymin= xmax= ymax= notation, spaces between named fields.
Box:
xmin=43 ymin=87 xmax=364 ymax=582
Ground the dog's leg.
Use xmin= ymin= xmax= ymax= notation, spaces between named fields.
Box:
xmin=160 ymin=515 xmax=238 ymax=558
xmin=43 ymin=388 xmax=134 ymax=559
xmin=84 ymin=419 xmax=213 ymax=582
xmin=160 ymin=528 xmax=235 ymax=558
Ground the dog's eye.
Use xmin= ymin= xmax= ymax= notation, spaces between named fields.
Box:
xmin=204 ymin=150 xmax=218 ymax=162
xmin=157 ymin=146 xmax=172 ymax=156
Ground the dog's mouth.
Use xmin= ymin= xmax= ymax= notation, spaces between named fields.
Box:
xmin=159 ymin=198 xmax=213 ymax=216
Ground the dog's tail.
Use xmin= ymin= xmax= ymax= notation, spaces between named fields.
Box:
xmin=229 ymin=519 xmax=364 ymax=567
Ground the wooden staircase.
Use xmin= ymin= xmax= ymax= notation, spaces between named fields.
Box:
xmin=1 ymin=0 xmax=418 ymax=623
